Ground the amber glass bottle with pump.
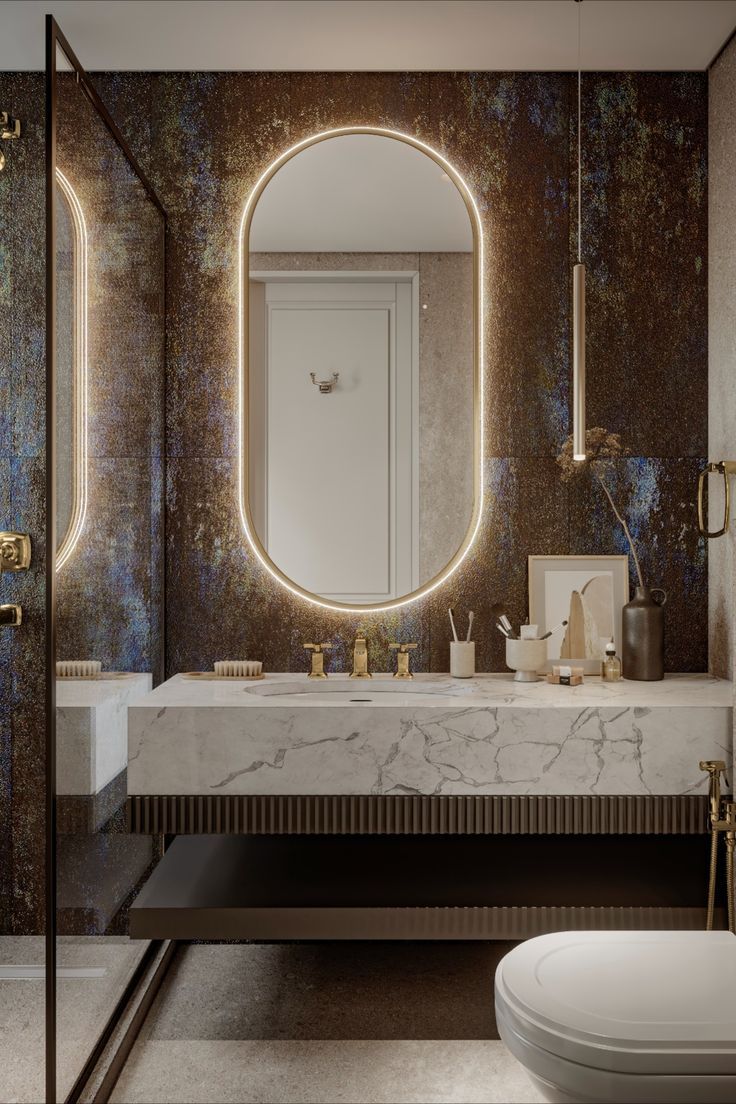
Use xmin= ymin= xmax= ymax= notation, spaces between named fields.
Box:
xmin=601 ymin=640 xmax=622 ymax=682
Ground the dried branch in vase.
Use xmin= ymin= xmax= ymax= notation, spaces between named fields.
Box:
xmin=556 ymin=427 xmax=645 ymax=589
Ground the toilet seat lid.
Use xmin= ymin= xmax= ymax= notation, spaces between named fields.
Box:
xmin=495 ymin=930 xmax=736 ymax=1075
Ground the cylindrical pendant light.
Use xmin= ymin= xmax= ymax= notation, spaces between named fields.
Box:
xmin=573 ymin=263 xmax=586 ymax=459
xmin=572 ymin=0 xmax=586 ymax=462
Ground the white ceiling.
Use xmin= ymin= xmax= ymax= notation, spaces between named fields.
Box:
xmin=2 ymin=0 xmax=736 ymax=72
xmin=250 ymin=135 xmax=473 ymax=252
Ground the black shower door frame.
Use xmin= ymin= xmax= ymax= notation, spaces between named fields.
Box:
xmin=45 ymin=16 xmax=167 ymax=1102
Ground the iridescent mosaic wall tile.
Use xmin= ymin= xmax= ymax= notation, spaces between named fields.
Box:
xmin=579 ymin=73 xmax=707 ymax=458
xmin=140 ymin=71 xmax=707 ymax=676
xmin=0 ymin=74 xmax=47 ymax=934
xmin=55 ymin=71 xmax=165 ymax=681
xmin=0 ymin=67 xmax=711 ymax=932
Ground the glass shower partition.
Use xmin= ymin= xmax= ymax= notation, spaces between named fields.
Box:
xmin=47 ymin=17 xmax=166 ymax=1102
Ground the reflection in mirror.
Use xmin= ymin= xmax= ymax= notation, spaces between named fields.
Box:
xmin=243 ymin=131 xmax=481 ymax=609
xmin=55 ymin=169 xmax=87 ymax=570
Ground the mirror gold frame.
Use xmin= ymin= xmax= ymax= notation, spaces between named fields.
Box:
xmin=238 ymin=126 xmax=483 ymax=612
xmin=55 ymin=168 xmax=88 ymax=573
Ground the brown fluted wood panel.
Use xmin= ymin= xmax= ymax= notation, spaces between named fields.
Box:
xmin=127 ymin=794 xmax=708 ymax=836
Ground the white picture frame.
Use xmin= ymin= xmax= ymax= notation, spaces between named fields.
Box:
xmin=528 ymin=555 xmax=629 ymax=674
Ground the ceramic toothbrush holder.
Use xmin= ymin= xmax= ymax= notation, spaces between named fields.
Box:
xmin=450 ymin=641 xmax=475 ymax=678
xmin=505 ymin=637 xmax=547 ymax=683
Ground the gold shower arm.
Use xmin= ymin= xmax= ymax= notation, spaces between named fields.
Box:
xmin=697 ymin=461 xmax=736 ymax=539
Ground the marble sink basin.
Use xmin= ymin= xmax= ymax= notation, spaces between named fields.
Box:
xmin=243 ymin=677 xmax=459 ymax=705
xmin=127 ymin=673 xmax=733 ymax=798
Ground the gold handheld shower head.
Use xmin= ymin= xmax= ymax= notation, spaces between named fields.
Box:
xmin=700 ymin=760 xmax=727 ymax=822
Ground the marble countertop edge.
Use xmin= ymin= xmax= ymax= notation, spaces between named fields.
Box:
xmin=128 ymin=672 xmax=734 ymax=711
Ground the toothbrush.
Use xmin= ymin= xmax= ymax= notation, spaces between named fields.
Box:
xmin=495 ymin=620 xmax=511 ymax=639
xmin=539 ymin=619 xmax=568 ymax=641
xmin=449 ymin=608 xmax=459 ymax=643
xmin=466 ymin=611 xmax=474 ymax=642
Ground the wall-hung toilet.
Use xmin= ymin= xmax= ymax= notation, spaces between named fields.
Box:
xmin=495 ymin=930 xmax=736 ymax=1104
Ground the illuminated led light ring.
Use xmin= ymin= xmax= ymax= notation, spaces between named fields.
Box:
xmin=238 ymin=126 xmax=484 ymax=613
xmin=55 ymin=169 xmax=89 ymax=572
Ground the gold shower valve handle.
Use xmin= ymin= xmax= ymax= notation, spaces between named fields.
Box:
xmin=390 ymin=642 xmax=418 ymax=680
xmin=0 ymin=113 xmax=21 ymax=140
xmin=304 ymin=642 xmax=332 ymax=679
xmin=0 ymin=532 xmax=31 ymax=572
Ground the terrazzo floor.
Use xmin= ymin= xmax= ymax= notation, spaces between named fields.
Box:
xmin=110 ymin=942 xmax=543 ymax=1104
xmin=0 ymin=935 xmax=148 ymax=1104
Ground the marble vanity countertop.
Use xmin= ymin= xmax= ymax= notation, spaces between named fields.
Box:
xmin=132 ymin=672 xmax=733 ymax=710
xmin=58 ymin=673 xmax=152 ymax=796
xmin=57 ymin=673 xmax=152 ymax=708
xmin=128 ymin=673 xmax=733 ymax=798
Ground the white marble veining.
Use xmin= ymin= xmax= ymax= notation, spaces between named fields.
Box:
xmin=127 ymin=673 xmax=732 ymax=798
xmin=57 ymin=674 xmax=152 ymax=795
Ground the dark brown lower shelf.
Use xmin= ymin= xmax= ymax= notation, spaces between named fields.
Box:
xmin=129 ymin=834 xmax=718 ymax=941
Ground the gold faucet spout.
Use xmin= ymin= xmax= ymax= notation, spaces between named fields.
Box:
xmin=304 ymin=642 xmax=332 ymax=679
xmin=350 ymin=636 xmax=371 ymax=679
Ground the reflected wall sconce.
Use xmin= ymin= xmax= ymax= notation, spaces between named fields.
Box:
xmin=309 ymin=372 xmax=339 ymax=394
xmin=572 ymin=0 xmax=586 ymax=462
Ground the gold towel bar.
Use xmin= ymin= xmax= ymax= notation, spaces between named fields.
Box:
xmin=697 ymin=461 xmax=736 ymax=539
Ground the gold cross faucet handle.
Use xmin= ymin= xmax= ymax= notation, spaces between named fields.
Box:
xmin=304 ymin=642 xmax=332 ymax=679
xmin=389 ymin=642 xmax=418 ymax=679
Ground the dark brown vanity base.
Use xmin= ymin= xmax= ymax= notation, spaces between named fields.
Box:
xmin=128 ymin=793 xmax=710 ymax=837
xmin=129 ymin=833 xmax=721 ymax=941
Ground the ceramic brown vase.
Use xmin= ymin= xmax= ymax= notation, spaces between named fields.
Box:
xmin=621 ymin=586 xmax=667 ymax=681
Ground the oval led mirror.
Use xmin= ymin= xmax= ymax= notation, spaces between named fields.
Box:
xmin=240 ymin=128 xmax=482 ymax=610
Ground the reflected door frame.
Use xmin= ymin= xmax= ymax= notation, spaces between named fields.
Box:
xmin=249 ymin=270 xmax=420 ymax=603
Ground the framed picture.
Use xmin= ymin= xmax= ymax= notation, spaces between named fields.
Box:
xmin=528 ymin=555 xmax=629 ymax=674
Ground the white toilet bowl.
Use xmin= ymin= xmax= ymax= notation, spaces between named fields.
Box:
xmin=495 ymin=929 xmax=736 ymax=1104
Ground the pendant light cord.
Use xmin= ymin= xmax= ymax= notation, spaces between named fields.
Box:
xmin=576 ymin=0 xmax=582 ymax=264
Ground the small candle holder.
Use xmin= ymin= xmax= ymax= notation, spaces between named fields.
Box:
xmin=505 ymin=637 xmax=547 ymax=683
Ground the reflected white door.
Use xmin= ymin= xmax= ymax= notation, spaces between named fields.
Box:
xmin=261 ymin=280 xmax=414 ymax=603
